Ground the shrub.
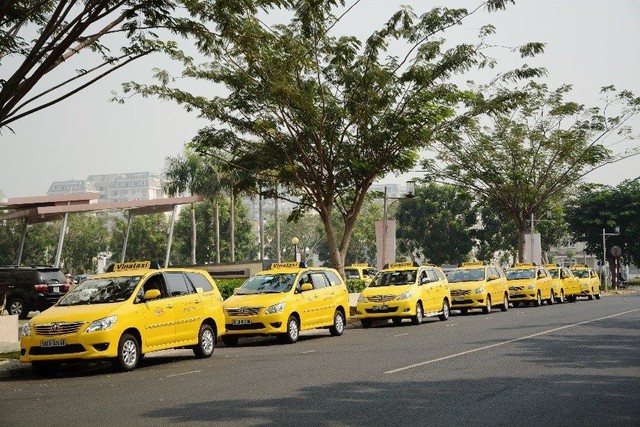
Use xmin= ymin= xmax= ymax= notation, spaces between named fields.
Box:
xmin=628 ymin=278 xmax=640 ymax=287
xmin=346 ymin=279 xmax=366 ymax=293
xmin=215 ymin=278 xmax=245 ymax=300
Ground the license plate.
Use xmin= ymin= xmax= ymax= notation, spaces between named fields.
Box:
xmin=372 ymin=305 xmax=387 ymax=311
xmin=52 ymin=286 xmax=60 ymax=293
xmin=232 ymin=319 xmax=251 ymax=325
xmin=454 ymin=298 xmax=464 ymax=302
xmin=41 ymin=339 xmax=66 ymax=348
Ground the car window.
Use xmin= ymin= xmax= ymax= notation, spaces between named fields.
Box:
xmin=310 ymin=272 xmax=330 ymax=289
xmin=323 ymin=270 xmax=342 ymax=287
xmin=38 ymin=270 xmax=65 ymax=284
xmin=434 ymin=269 xmax=446 ymax=281
xmin=344 ymin=269 xmax=360 ymax=280
xmin=364 ymin=268 xmax=377 ymax=279
xmin=142 ymin=274 xmax=167 ymax=298
xmin=164 ymin=272 xmax=193 ymax=297
xmin=186 ymin=272 xmax=214 ymax=292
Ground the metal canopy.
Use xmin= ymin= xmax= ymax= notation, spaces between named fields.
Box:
xmin=0 ymin=193 xmax=204 ymax=268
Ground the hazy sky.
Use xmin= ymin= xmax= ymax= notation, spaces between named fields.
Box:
xmin=1 ymin=0 xmax=639 ymax=198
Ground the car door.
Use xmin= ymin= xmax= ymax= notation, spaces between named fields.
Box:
xmin=296 ymin=272 xmax=321 ymax=328
xmin=419 ymin=268 xmax=437 ymax=312
xmin=163 ymin=272 xmax=201 ymax=344
xmin=138 ymin=273 xmax=177 ymax=349
xmin=309 ymin=271 xmax=334 ymax=325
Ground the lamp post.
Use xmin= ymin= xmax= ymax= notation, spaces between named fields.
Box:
xmin=527 ymin=210 xmax=552 ymax=264
xmin=602 ymin=226 xmax=620 ymax=291
xmin=291 ymin=237 xmax=300 ymax=262
xmin=380 ymin=181 xmax=416 ymax=268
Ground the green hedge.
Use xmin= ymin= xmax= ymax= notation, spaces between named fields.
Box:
xmin=215 ymin=278 xmax=246 ymax=300
xmin=628 ymin=278 xmax=640 ymax=287
xmin=346 ymin=279 xmax=366 ymax=294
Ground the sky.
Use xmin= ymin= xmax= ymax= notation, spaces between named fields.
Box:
xmin=1 ymin=0 xmax=639 ymax=199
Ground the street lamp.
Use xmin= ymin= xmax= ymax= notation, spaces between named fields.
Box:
xmin=602 ymin=226 xmax=620 ymax=291
xmin=527 ymin=210 xmax=552 ymax=264
xmin=291 ymin=237 xmax=300 ymax=262
xmin=381 ymin=181 xmax=416 ymax=268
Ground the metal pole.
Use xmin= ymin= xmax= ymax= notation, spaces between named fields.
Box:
xmin=215 ymin=202 xmax=220 ymax=263
xmin=121 ymin=212 xmax=132 ymax=263
xmin=602 ymin=228 xmax=607 ymax=292
xmin=164 ymin=205 xmax=177 ymax=268
xmin=382 ymin=187 xmax=388 ymax=268
xmin=54 ymin=212 xmax=69 ymax=268
xmin=16 ymin=218 xmax=27 ymax=265
xmin=258 ymin=189 xmax=265 ymax=269
xmin=530 ymin=213 xmax=535 ymax=264
xmin=275 ymin=186 xmax=281 ymax=262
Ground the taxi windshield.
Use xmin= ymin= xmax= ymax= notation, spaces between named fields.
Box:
xmin=506 ymin=269 xmax=535 ymax=280
xmin=237 ymin=273 xmax=296 ymax=295
xmin=369 ymin=270 xmax=416 ymax=287
xmin=447 ymin=268 xmax=485 ymax=283
xmin=571 ymin=269 xmax=590 ymax=278
xmin=344 ymin=269 xmax=360 ymax=280
xmin=57 ymin=276 xmax=141 ymax=306
xmin=548 ymin=269 xmax=559 ymax=279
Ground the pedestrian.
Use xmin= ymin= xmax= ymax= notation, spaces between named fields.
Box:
xmin=65 ymin=273 xmax=75 ymax=291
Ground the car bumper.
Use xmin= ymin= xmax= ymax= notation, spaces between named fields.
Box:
xmin=20 ymin=330 xmax=119 ymax=363
xmin=450 ymin=294 xmax=486 ymax=309
xmin=356 ymin=299 xmax=416 ymax=319
xmin=224 ymin=313 xmax=289 ymax=336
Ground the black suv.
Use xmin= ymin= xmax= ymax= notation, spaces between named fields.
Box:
xmin=0 ymin=266 xmax=68 ymax=319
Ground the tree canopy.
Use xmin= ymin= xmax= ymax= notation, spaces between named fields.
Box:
xmin=124 ymin=0 xmax=545 ymax=274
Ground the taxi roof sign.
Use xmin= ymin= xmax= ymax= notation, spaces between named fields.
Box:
xmin=348 ymin=263 xmax=369 ymax=267
xmin=570 ymin=264 xmax=589 ymax=268
xmin=514 ymin=263 xmax=534 ymax=267
xmin=107 ymin=260 xmax=159 ymax=272
xmin=461 ymin=261 xmax=483 ymax=267
xmin=385 ymin=261 xmax=417 ymax=269
xmin=543 ymin=264 xmax=559 ymax=268
xmin=270 ymin=261 xmax=306 ymax=270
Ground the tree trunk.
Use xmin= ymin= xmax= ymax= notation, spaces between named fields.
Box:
xmin=191 ymin=203 xmax=196 ymax=265
xmin=230 ymin=189 xmax=235 ymax=263
xmin=518 ymin=226 xmax=526 ymax=263
xmin=215 ymin=201 xmax=220 ymax=263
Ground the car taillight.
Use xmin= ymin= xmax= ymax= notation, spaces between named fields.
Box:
xmin=34 ymin=284 xmax=48 ymax=292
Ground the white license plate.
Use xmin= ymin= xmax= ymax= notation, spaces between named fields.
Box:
xmin=232 ymin=319 xmax=251 ymax=325
xmin=372 ymin=305 xmax=387 ymax=311
xmin=52 ymin=286 xmax=60 ymax=293
xmin=41 ymin=339 xmax=66 ymax=348
xmin=454 ymin=298 xmax=464 ymax=302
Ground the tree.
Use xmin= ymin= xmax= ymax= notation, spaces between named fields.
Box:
xmin=565 ymin=179 xmax=640 ymax=267
xmin=0 ymin=0 xmax=225 ymax=131
xmin=59 ymin=213 xmax=110 ymax=273
xmin=0 ymin=220 xmax=58 ymax=265
xmin=428 ymin=82 xmax=640 ymax=262
xmin=396 ymin=182 xmax=477 ymax=265
xmin=109 ymin=213 xmax=169 ymax=263
xmin=264 ymin=212 xmax=323 ymax=264
xmin=125 ymin=0 xmax=544 ymax=275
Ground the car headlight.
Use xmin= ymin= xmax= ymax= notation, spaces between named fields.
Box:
xmin=395 ymin=290 xmax=413 ymax=301
xmin=474 ymin=287 xmax=485 ymax=295
xmin=264 ymin=302 xmax=285 ymax=315
xmin=21 ymin=323 xmax=31 ymax=338
xmin=85 ymin=315 xmax=117 ymax=333
xmin=527 ymin=284 xmax=536 ymax=290
xmin=358 ymin=294 xmax=368 ymax=303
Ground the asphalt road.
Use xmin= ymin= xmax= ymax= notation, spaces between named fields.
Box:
xmin=1 ymin=294 xmax=639 ymax=427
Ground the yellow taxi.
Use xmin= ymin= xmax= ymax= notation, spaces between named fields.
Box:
xmin=356 ymin=261 xmax=451 ymax=328
xmin=446 ymin=262 xmax=509 ymax=314
xmin=544 ymin=264 xmax=581 ymax=302
xmin=20 ymin=261 xmax=226 ymax=375
xmin=221 ymin=262 xmax=349 ymax=345
xmin=569 ymin=264 xmax=601 ymax=300
xmin=344 ymin=263 xmax=378 ymax=286
xmin=505 ymin=263 xmax=554 ymax=307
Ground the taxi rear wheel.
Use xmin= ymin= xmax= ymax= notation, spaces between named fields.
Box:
xmin=500 ymin=294 xmax=508 ymax=312
xmin=281 ymin=315 xmax=300 ymax=344
xmin=8 ymin=297 xmax=28 ymax=319
xmin=193 ymin=324 xmax=216 ymax=358
xmin=595 ymin=293 xmax=601 ymax=300
xmin=411 ymin=302 xmax=423 ymax=325
xmin=588 ymin=294 xmax=594 ymax=300
xmin=482 ymin=296 xmax=492 ymax=314
xmin=113 ymin=333 xmax=140 ymax=372
xmin=329 ymin=310 xmax=345 ymax=336
xmin=438 ymin=299 xmax=450 ymax=321
xmin=547 ymin=292 xmax=555 ymax=305
xmin=557 ymin=290 xmax=565 ymax=304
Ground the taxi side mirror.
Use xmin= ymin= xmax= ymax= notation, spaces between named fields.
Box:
xmin=537 ymin=272 xmax=544 ymax=279
xmin=144 ymin=289 xmax=161 ymax=300
xmin=233 ymin=287 xmax=240 ymax=295
xmin=488 ymin=274 xmax=498 ymax=281
xmin=420 ymin=277 xmax=431 ymax=285
xmin=300 ymin=283 xmax=313 ymax=292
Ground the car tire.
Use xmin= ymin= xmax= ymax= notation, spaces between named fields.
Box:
xmin=482 ymin=296 xmax=492 ymax=314
xmin=329 ymin=310 xmax=345 ymax=336
xmin=360 ymin=319 xmax=372 ymax=328
xmin=411 ymin=302 xmax=423 ymax=325
xmin=534 ymin=291 xmax=542 ymax=307
xmin=193 ymin=324 xmax=216 ymax=358
xmin=113 ymin=333 xmax=140 ymax=372
xmin=31 ymin=361 xmax=60 ymax=377
xmin=8 ymin=297 xmax=28 ymax=319
xmin=557 ymin=290 xmax=565 ymax=304
xmin=500 ymin=294 xmax=508 ymax=312
xmin=547 ymin=292 xmax=555 ymax=305
xmin=595 ymin=293 xmax=601 ymax=300
xmin=588 ymin=294 xmax=593 ymax=300
xmin=221 ymin=335 xmax=239 ymax=347
xmin=439 ymin=299 xmax=450 ymax=321
xmin=281 ymin=315 xmax=299 ymax=344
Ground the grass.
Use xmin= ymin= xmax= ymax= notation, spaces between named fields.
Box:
xmin=0 ymin=351 xmax=20 ymax=360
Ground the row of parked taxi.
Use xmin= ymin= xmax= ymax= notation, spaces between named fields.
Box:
xmin=18 ymin=259 xmax=601 ymax=375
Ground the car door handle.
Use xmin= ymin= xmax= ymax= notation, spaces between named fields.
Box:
xmin=166 ymin=304 xmax=173 ymax=308
xmin=194 ymin=300 xmax=201 ymax=304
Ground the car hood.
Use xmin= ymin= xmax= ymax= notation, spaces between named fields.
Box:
xmin=448 ymin=281 xmax=485 ymax=290
xmin=361 ymin=285 xmax=413 ymax=297
xmin=29 ymin=303 xmax=121 ymax=324
xmin=223 ymin=292 xmax=291 ymax=308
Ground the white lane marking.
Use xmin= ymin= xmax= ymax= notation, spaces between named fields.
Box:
xmin=394 ymin=333 xmax=409 ymax=337
xmin=166 ymin=370 xmax=201 ymax=378
xmin=385 ymin=308 xmax=640 ymax=374
xmin=301 ymin=350 xmax=316 ymax=354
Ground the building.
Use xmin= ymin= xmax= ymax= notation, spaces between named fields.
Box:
xmin=47 ymin=172 xmax=165 ymax=202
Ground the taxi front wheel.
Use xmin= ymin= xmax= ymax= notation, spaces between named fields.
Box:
xmin=329 ymin=310 xmax=345 ymax=336
xmin=113 ymin=333 xmax=140 ymax=372
xmin=280 ymin=315 xmax=300 ymax=344
xmin=411 ymin=302 xmax=424 ymax=325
